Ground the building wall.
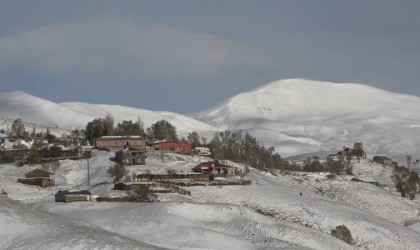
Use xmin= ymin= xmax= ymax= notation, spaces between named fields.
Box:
xmin=116 ymin=150 xmax=147 ymax=165
xmin=96 ymin=137 xmax=146 ymax=152
xmin=159 ymin=142 xmax=192 ymax=154
xmin=18 ymin=178 xmax=54 ymax=187
xmin=64 ymin=194 xmax=90 ymax=202
xmin=212 ymin=167 xmax=237 ymax=176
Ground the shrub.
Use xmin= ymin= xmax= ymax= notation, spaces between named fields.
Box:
xmin=131 ymin=184 xmax=157 ymax=202
xmin=393 ymin=166 xmax=420 ymax=200
xmin=166 ymin=169 xmax=176 ymax=175
xmin=209 ymin=174 xmax=215 ymax=182
xmin=107 ymin=163 xmax=128 ymax=183
xmin=331 ymin=225 xmax=354 ymax=245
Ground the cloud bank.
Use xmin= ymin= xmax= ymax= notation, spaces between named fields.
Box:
xmin=0 ymin=18 xmax=267 ymax=81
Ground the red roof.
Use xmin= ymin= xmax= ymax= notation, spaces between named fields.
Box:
xmin=191 ymin=161 xmax=233 ymax=174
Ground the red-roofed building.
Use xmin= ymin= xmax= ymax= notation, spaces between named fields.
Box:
xmin=191 ymin=161 xmax=238 ymax=176
xmin=155 ymin=141 xmax=192 ymax=155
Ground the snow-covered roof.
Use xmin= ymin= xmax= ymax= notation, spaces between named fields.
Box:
xmin=99 ymin=136 xmax=143 ymax=139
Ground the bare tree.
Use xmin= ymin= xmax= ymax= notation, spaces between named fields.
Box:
xmin=406 ymin=155 xmax=412 ymax=170
xmin=136 ymin=117 xmax=146 ymax=136
xmin=105 ymin=113 xmax=114 ymax=136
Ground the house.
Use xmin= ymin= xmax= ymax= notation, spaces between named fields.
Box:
xmin=373 ymin=156 xmax=394 ymax=166
xmin=194 ymin=147 xmax=212 ymax=156
xmin=55 ymin=190 xmax=92 ymax=202
xmin=151 ymin=141 xmax=192 ymax=155
xmin=115 ymin=147 xmax=147 ymax=165
xmin=192 ymin=161 xmax=238 ymax=176
xmin=95 ymin=136 xmax=146 ymax=152
xmin=17 ymin=169 xmax=55 ymax=187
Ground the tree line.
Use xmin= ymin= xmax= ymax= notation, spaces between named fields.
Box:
xmin=82 ymin=114 xmax=178 ymax=145
xmin=81 ymin=114 xmax=287 ymax=169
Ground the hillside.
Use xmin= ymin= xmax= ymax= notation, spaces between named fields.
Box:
xmin=1 ymin=151 xmax=420 ymax=249
xmin=1 ymin=78 xmax=420 ymax=163
xmin=192 ymin=79 xmax=420 ymax=162
xmin=0 ymin=90 xmax=215 ymax=138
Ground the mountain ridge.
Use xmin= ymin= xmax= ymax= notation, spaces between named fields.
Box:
xmin=1 ymin=78 xmax=420 ymax=162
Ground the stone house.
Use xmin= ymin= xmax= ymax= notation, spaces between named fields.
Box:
xmin=115 ymin=147 xmax=147 ymax=165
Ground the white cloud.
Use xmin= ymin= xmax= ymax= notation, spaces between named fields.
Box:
xmin=0 ymin=18 xmax=268 ymax=81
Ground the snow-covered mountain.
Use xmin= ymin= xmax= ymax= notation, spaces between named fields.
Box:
xmin=0 ymin=90 xmax=215 ymax=138
xmin=1 ymin=78 xmax=420 ymax=163
xmin=192 ymin=79 xmax=420 ymax=162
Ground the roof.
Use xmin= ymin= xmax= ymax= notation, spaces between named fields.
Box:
xmin=192 ymin=161 xmax=235 ymax=173
xmin=373 ymin=156 xmax=392 ymax=161
xmin=117 ymin=146 xmax=145 ymax=152
xmin=97 ymin=136 xmax=144 ymax=140
xmin=25 ymin=169 xmax=54 ymax=178
xmin=0 ymin=133 xmax=7 ymax=138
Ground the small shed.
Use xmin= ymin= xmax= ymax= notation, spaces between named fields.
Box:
xmin=18 ymin=169 xmax=55 ymax=187
xmin=55 ymin=190 xmax=92 ymax=202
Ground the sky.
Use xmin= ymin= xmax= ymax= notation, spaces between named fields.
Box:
xmin=0 ymin=0 xmax=419 ymax=114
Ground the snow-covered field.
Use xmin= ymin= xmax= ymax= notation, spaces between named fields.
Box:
xmin=2 ymin=150 xmax=420 ymax=249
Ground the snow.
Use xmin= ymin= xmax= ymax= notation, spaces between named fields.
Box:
xmin=2 ymin=78 xmax=420 ymax=164
xmin=1 ymin=150 xmax=420 ymax=249
xmin=2 ymin=78 xmax=420 ymax=248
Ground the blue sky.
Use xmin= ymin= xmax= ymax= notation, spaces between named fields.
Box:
xmin=1 ymin=0 xmax=419 ymax=113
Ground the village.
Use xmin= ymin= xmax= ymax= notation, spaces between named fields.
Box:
xmin=1 ymin=127 xmax=411 ymax=204
xmin=0 ymin=130 xmax=253 ymax=203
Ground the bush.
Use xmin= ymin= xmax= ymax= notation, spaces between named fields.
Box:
xmin=393 ymin=166 xmax=420 ymax=200
xmin=209 ymin=174 xmax=215 ymax=182
xmin=131 ymin=184 xmax=157 ymax=202
xmin=331 ymin=225 xmax=354 ymax=245
xmin=107 ymin=163 xmax=128 ymax=183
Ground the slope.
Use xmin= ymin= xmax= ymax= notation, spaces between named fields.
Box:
xmin=0 ymin=90 xmax=215 ymax=138
xmin=192 ymin=79 xmax=420 ymax=161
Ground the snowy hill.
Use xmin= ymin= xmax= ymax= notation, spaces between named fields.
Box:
xmin=192 ymin=79 xmax=420 ymax=162
xmin=2 ymin=151 xmax=420 ymax=249
xmin=1 ymin=78 xmax=420 ymax=163
xmin=0 ymin=90 xmax=215 ymax=138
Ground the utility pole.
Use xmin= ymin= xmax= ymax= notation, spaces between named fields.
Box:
xmin=85 ymin=149 xmax=92 ymax=186
xmin=87 ymin=157 xmax=90 ymax=186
